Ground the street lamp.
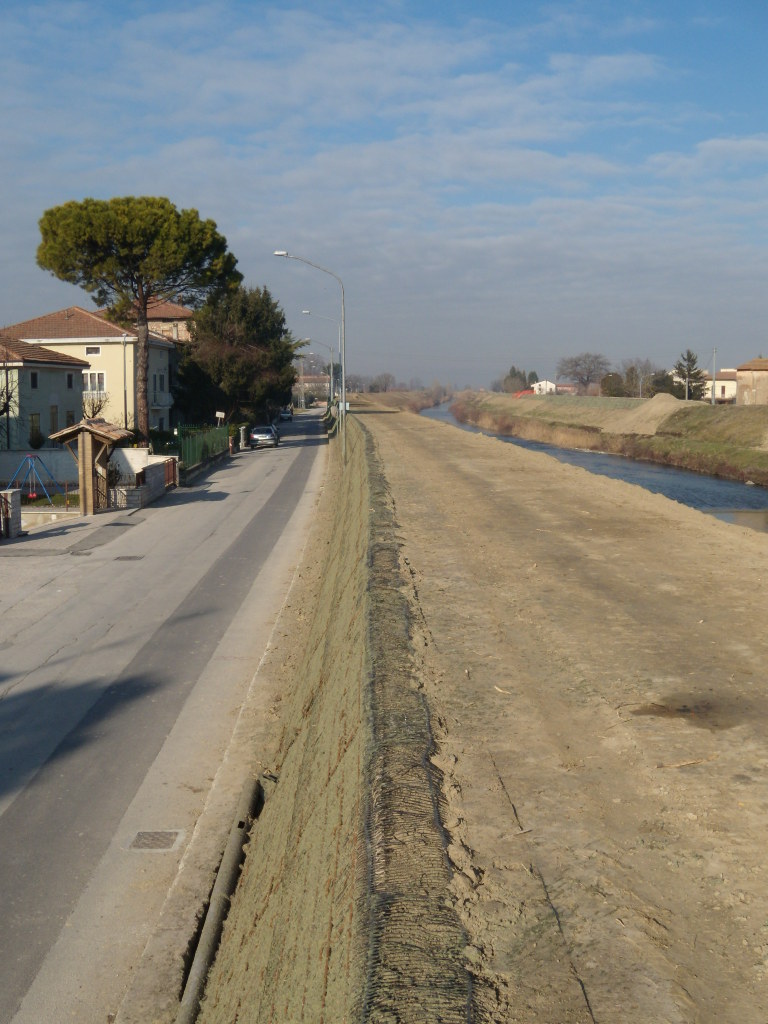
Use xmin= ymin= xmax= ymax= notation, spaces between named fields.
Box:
xmin=308 ymin=341 xmax=335 ymax=405
xmin=274 ymin=251 xmax=346 ymax=461
xmin=302 ymin=309 xmax=341 ymax=398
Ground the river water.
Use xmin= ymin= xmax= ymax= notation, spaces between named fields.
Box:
xmin=421 ymin=403 xmax=768 ymax=533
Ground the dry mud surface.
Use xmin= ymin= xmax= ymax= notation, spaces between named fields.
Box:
xmin=200 ymin=403 xmax=768 ymax=1023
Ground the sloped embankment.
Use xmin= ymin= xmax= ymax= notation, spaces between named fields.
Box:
xmin=197 ymin=417 xmax=471 ymax=1022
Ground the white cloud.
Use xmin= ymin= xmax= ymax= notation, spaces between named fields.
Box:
xmin=2 ymin=1 xmax=768 ymax=386
xmin=649 ymin=135 xmax=768 ymax=178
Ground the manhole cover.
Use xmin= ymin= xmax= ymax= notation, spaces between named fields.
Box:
xmin=130 ymin=830 xmax=182 ymax=851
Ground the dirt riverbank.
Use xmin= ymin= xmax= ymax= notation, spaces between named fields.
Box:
xmin=449 ymin=391 xmax=768 ymax=486
xmin=198 ymin=400 xmax=768 ymax=1023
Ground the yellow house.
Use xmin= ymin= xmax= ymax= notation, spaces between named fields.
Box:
xmin=2 ymin=306 xmax=176 ymax=433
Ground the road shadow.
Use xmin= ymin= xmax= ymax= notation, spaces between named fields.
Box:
xmin=0 ymin=674 xmax=158 ymax=802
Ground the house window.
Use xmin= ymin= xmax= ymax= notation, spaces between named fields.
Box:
xmin=50 ymin=406 xmax=58 ymax=435
xmin=159 ymin=373 xmax=165 ymax=392
xmin=83 ymin=372 xmax=105 ymax=392
xmin=31 ymin=371 xmax=39 ymax=389
xmin=66 ymin=410 xmax=75 ymax=427
xmin=29 ymin=412 xmax=40 ymax=437
xmin=67 ymin=372 xmax=74 ymax=390
xmin=85 ymin=345 xmax=101 ymax=356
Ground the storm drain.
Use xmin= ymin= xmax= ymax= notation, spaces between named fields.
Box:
xmin=115 ymin=554 xmax=144 ymax=561
xmin=130 ymin=830 xmax=183 ymax=851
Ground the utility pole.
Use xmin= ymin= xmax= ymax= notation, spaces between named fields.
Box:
xmin=711 ymin=347 xmax=717 ymax=406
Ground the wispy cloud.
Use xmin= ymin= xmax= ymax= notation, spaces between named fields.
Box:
xmin=2 ymin=0 xmax=768 ymax=384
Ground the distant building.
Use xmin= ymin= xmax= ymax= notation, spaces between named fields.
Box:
xmin=736 ymin=359 xmax=768 ymax=405
xmin=145 ymin=299 xmax=194 ymax=342
xmin=295 ymin=373 xmax=331 ymax=407
xmin=532 ymin=380 xmax=557 ymax=395
xmin=0 ymin=334 xmax=88 ymax=450
xmin=702 ymin=369 xmax=737 ymax=404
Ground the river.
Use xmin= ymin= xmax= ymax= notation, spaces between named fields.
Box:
xmin=421 ymin=403 xmax=768 ymax=533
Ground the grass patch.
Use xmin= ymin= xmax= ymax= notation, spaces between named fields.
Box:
xmin=20 ymin=490 xmax=79 ymax=508
xmin=657 ymin=405 xmax=768 ymax=447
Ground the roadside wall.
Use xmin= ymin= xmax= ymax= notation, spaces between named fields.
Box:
xmin=197 ymin=413 xmax=471 ymax=1023
xmin=197 ymin=418 xmax=373 ymax=1022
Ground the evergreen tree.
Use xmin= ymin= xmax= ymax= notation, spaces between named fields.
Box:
xmin=672 ymin=349 xmax=706 ymax=400
xmin=37 ymin=196 xmax=241 ymax=441
xmin=174 ymin=285 xmax=301 ymax=421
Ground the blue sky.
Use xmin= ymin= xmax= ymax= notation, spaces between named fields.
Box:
xmin=2 ymin=1 xmax=768 ymax=387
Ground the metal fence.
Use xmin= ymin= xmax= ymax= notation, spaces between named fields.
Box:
xmin=178 ymin=425 xmax=230 ymax=470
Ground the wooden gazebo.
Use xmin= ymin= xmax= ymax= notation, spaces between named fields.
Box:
xmin=49 ymin=418 xmax=134 ymax=515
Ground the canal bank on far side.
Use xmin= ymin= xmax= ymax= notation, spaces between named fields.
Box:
xmin=447 ymin=390 xmax=768 ymax=488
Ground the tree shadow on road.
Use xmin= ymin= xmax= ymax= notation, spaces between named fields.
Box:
xmin=0 ymin=674 xmax=158 ymax=803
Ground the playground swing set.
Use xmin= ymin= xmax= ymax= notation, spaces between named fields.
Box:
xmin=9 ymin=454 xmax=68 ymax=505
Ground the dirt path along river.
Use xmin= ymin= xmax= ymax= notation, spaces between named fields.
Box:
xmin=358 ymin=403 xmax=768 ymax=1023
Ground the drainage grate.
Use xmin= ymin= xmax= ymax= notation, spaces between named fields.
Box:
xmin=130 ymin=830 xmax=183 ymax=851
xmin=115 ymin=554 xmax=144 ymax=561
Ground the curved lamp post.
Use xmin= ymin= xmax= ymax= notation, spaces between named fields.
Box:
xmin=302 ymin=309 xmax=340 ymax=400
xmin=307 ymin=340 xmax=335 ymax=406
xmin=274 ymin=251 xmax=346 ymax=462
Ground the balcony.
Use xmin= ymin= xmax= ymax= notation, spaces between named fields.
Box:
xmin=150 ymin=392 xmax=173 ymax=409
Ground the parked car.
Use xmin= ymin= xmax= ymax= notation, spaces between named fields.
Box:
xmin=249 ymin=424 xmax=279 ymax=449
xmin=279 ymin=407 xmax=293 ymax=421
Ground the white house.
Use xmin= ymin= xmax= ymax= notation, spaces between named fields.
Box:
xmin=702 ymin=369 xmax=737 ymax=404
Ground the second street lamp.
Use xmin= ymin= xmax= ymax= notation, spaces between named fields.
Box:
xmin=308 ymin=340 xmax=334 ymax=406
xmin=302 ymin=309 xmax=341 ymax=399
xmin=274 ymin=251 xmax=346 ymax=461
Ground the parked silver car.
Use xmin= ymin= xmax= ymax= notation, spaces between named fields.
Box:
xmin=249 ymin=424 xmax=279 ymax=449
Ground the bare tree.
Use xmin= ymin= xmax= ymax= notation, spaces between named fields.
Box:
xmin=621 ymin=358 xmax=659 ymax=398
xmin=556 ymin=352 xmax=611 ymax=392
xmin=82 ymin=391 xmax=111 ymax=419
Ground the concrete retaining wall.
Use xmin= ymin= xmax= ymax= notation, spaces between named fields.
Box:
xmin=109 ymin=461 xmax=170 ymax=509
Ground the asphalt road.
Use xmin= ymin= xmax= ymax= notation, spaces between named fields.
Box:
xmin=0 ymin=411 xmax=327 ymax=1024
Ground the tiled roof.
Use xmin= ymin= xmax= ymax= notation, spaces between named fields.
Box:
xmin=2 ymin=306 xmax=131 ymax=340
xmin=737 ymin=358 xmax=768 ymax=372
xmin=146 ymin=299 xmax=194 ymax=318
xmin=0 ymin=334 xmax=89 ymax=367
xmin=703 ymin=370 xmax=737 ymax=381
xmin=95 ymin=299 xmax=194 ymax=320
xmin=50 ymin=418 xmax=133 ymax=444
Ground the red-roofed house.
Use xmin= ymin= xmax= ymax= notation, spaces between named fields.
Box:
xmin=145 ymin=299 xmax=194 ymax=342
xmin=2 ymin=306 xmax=175 ymax=432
